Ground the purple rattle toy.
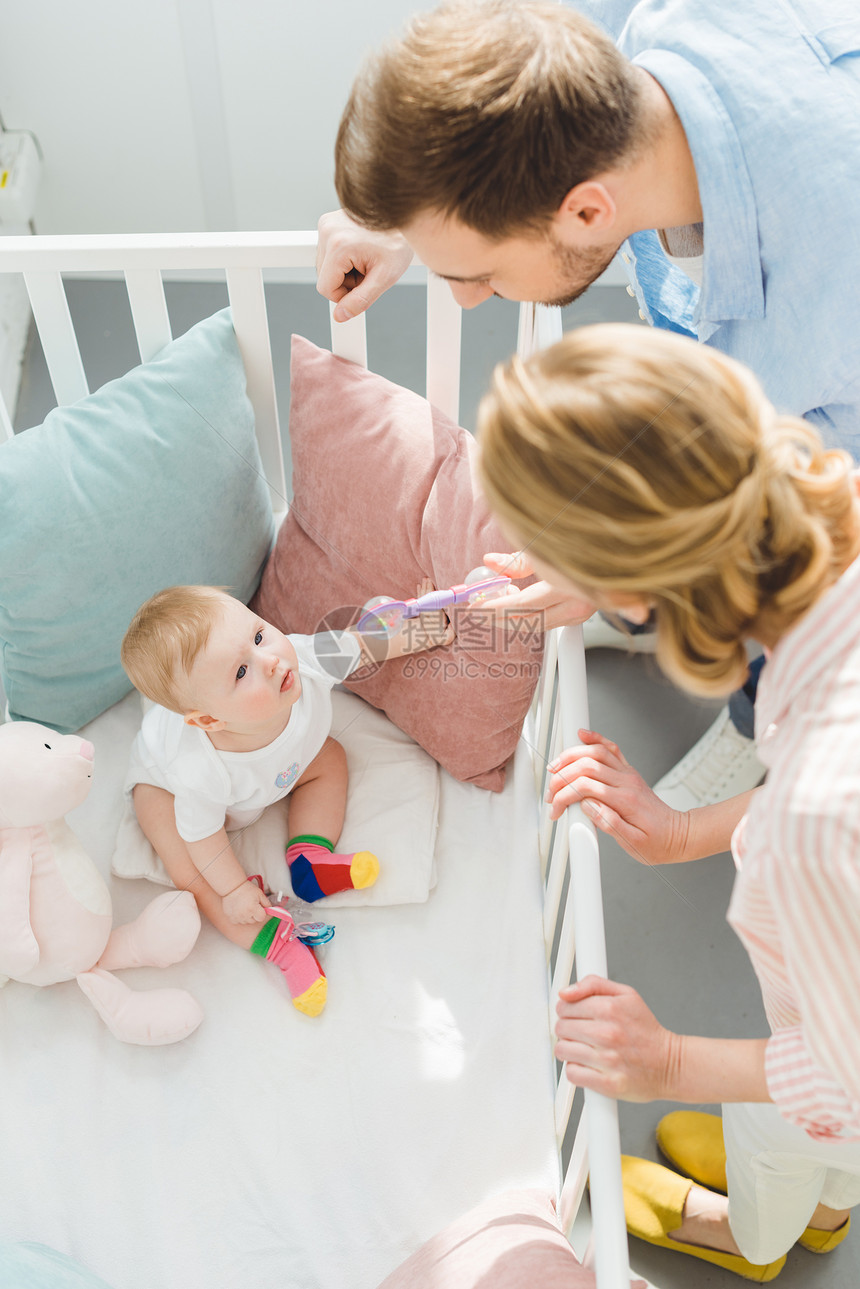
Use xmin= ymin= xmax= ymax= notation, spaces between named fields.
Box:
xmin=357 ymin=566 xmax=513 ymax=634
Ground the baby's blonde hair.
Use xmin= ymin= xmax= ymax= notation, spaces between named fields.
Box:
xmin=121 ymin=585 xmax=232 ymax=712
xmin=478 ymin=325 xmax=856 ymax=697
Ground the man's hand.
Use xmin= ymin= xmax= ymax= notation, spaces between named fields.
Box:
xmin=221 ymin=879 xmax=271 ymax=926
xmin=481 ymin=552 xmax=596 ymax=630
xmin=316 ymin=211 xmax=413 ymax=321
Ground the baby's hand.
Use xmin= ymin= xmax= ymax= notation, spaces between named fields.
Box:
xmin=221 ymin=878 xmax=271 ymax=925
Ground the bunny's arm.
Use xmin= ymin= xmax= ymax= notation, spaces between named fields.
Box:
xmin=0 ymin=832 xmax=40 ymax=978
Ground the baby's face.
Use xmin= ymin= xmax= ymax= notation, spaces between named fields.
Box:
xmin=185 ymin=597 xmax=301 ymax=734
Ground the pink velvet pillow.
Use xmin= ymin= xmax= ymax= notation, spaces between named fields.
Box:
xmin=251 ymin=335 xmax=544 ymax=791
xmin=374 ymin=1189 xmax=646 ymax=1289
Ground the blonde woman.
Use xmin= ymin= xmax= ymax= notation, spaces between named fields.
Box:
xmin=477 ymin=324 xmax=860 ymax=1281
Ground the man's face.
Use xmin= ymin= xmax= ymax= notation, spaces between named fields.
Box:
xmin=401 ymin=210 xmax=620 ymax=309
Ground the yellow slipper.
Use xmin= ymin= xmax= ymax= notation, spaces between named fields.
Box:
xmin=657 ymin=1110 xmax=728 ymax=1190
xmin=622 ymin=1155 xmax=786 ymax=1282
xmin=657 ymin=1111 xmax=851 ymax=1254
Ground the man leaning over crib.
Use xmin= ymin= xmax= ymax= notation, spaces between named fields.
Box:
xmin=313 ymin=0 xmax=860 ymax=813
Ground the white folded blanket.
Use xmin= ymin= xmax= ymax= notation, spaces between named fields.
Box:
xmin=111 ymin=688 xmax=440 ymax=906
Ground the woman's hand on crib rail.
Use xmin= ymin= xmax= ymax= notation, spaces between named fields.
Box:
xmin=555 ymin=977 xmax=677 ymax=1102
xmin=545 ymin=729 xmax=691 ymax=866
xmin=556 ymin=976 xmax=770 ymax=1104
xmin=317 ymin=210 xmax=414 ymax=322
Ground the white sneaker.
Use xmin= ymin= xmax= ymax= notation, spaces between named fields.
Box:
xmin=653 ymin=706 xmax=765 ymax=811
xmin=581 ymin=613 xmax=658 ymax=653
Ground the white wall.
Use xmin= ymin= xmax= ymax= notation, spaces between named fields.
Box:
xmin=0 ymin=0 xmax=626 ymax=415
xmin=0 ymin=0 xmax=419 ymax=235
xmin=0 ymin=0 xmax=425 ymax=416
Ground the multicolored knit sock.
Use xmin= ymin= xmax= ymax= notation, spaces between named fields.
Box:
xmin=250 ymin=915 xmax=327 ymax=1017
xmin=286 ymin=833 xmax=379 ymax=902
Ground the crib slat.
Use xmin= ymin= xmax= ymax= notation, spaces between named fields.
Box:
xmin=550 ymin=875 xmax=577 ymax=1001
xmin=329 ymin=304 xmax=368 ymax=368
xmin=543 ymin=814 xmax=570 ymax=951
xmin=559 ymin=1114 xmax=590 ymax=1234
xmin=538 ymin=714 xmax=562 ymax=879
xmin=555 ymin=1059 xmax=576 ymax=1147
xmin=0 ymin=390 xmax=13 ymax=442
xmin=426 ymin=273 xmax=462 ymax=422
xmin=125 ymin=269 xmax=172 ymax=363
xmin=534 ymin=628 xmax=560 ymax=793
xmin=23 ymin=271 xmax=88 ymax=407
xmin=226 ymin=267 xmax=288 ymax=521
xmin=517 ymin=300 xmax=563 ymax=359
xmin=557 ymin=626 xmax=629 ymax=1289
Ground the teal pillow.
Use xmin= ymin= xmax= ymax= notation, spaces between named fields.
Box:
xmin=0 ymin=1241 xmax=114 ymax=1288
xmin=0 ymin=308 xmax=275 ymax=733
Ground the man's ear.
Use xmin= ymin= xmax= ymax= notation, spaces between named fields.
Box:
xmin=555 ymin=180 xmax=618 ymax=236
xmin=184 ymin=711 xmax=226 ymax=732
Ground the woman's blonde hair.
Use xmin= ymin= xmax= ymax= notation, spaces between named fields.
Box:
xmin=121 ymin=586 xmax=231 ymax=712
xmin=478 ymin=325 xmax=857 ymax=697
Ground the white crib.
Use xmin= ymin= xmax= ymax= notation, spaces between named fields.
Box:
xmin=0 ymin=232 xmax=630 ymax=1289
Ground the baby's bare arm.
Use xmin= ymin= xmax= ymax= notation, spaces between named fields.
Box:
xmin=186 ymin=828 xmax=246 ymax=895
xmin=186 ymin=831 xmax=268 ymax=925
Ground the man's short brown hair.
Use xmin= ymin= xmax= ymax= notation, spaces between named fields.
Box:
xmin=335 ymin=0 xmax=646 ymax=239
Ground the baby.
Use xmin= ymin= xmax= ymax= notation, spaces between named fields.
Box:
xmin=121 ymin=584 xmax=452 ymax=1017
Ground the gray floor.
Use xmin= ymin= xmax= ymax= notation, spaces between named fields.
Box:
xmin=15 ymin=282 xmax=859 ymax=1288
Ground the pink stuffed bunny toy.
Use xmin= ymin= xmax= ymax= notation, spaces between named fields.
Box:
xmin=0 ymin=721 xmax=203 ymax=1044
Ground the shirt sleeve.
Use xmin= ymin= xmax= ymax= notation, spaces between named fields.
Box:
xmin=762 ymin=830 xmax=860 ymax=1140
xmin=803 ymin=405 xmax=860 ymax=458
xmin=173 ymin=788 xmax=228 ymax=844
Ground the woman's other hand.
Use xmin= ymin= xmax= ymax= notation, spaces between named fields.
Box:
xmin=481 ymin=552 xmax=596 ymax=629
xmin=555 ymin=975 xmax=678 ymax=1101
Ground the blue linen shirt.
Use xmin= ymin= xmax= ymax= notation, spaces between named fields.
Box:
xmin=574 ymin=0 xmax=860 ymax=453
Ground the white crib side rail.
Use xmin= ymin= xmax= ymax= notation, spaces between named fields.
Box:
xmin=534 ymin=644 xmax=630 ymax=1284
xmin=556 ymin=628 xmax=629 ymax=1287
xmin=517 ymin=303 xmax=628 ymax=1287
xmin=0 ymin=231 xmax=464 ymax=494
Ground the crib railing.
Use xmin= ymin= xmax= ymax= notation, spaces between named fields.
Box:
xmin=518 ymin=303 xmax=630 ymax=1287
xmin=0 ymin=230 xmax=630 ymax=1287
xmin=0 ymin=231 xmax=464 ymax=525
xmin=531 ymin=626 xmax=631 ymax=1287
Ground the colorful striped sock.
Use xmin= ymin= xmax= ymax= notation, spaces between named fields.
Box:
xmin=250 ymin=915 xmax=327 ymax=1017
xmin=286 ymin=833 xmax=379 ymax=902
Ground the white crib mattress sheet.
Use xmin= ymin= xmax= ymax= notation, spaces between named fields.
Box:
xmin=0 ymin=691 xmax=558 ymax=1289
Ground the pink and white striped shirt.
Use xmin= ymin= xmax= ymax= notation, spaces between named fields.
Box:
xmin=728 ymin=550 xmax=860 ymax=1141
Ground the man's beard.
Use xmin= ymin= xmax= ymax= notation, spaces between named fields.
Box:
xmin=539 ymin=235 xmax=622 ymax=309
